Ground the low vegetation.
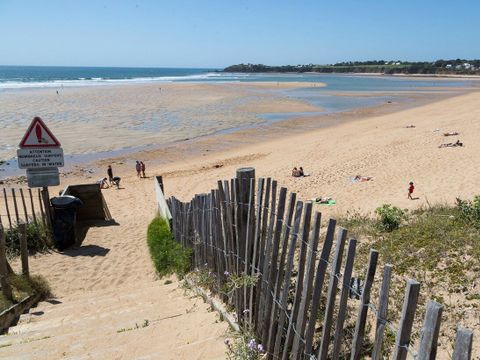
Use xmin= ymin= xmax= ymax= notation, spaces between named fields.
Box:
xmin=5 ymin=222 xmax=51 ymax=259
xmin=339 ymin=197 xmax=480 ymax=350
xmin=0 ymin=274 xmax=51 ymax=312
xmin=147 ymin=217 xmax=192 ymax=277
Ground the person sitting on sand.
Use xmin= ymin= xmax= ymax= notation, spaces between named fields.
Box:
xmin=97 ymin=177 xmax=110 ymax=189
xmin=408 ymin=181 xmax=415 ymax=200
xmin=439 ymin=140 xmax=463 ymax=148
xmin=292 ymin=167 xmax=301 ymax=177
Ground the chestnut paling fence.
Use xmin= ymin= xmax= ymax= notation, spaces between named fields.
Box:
xmin=163 ymin=169 xmax=474 ymax=360
xmin=0 ymin=187 xmax=49 ymax=230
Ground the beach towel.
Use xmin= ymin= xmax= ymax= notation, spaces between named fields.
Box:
xmin=310 ymin=198 xmax=336 ymax=206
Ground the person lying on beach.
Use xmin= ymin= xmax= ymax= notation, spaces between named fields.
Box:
xmin=97 ymin=177 xmax=110 ymax=189
xmin=438 ymin=140 xmax=463 ymax=148
xmin=313 ymin=197 xmax=333 ymax=204
xmin=353 ymin=175 xmax=373 ymax=182
xmin=443 ymin=132 xmax=459 ymax=136
xmin=405 ymin=125 xmax=416 ymax=128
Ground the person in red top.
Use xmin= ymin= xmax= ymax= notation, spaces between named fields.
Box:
xmin=408 ymin=182 xmax=415 ymax=200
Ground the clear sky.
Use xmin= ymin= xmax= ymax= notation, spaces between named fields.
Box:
xmin=0 ymin=0 xmax=478 ymax=68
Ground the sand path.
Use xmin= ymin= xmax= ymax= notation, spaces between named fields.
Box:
xmin=0 ymin=174 xmax=228 ymax=359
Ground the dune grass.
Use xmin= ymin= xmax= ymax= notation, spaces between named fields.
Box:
xmin=5 ymin=222 xmax=51 ymax=259
xmin=0 ymin=274 xmax=51 ymax=313
xmin=147 ymin=217 xmax=192 ymax=277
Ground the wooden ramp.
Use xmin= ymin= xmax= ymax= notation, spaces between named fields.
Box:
xmin=61 ymin=184 xmax=112 ymax=222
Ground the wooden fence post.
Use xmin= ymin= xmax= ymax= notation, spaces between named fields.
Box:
xmin=452 ymin=327 xmax=473 ymax=360
xmin=0 ymin=225 xmax=12 ymax=300
xmin=392 ymin=279 xmax=421 ymax=360
xmin=351 ymin=249 xmax=379 ymax=360
xmin=19 ymin=222 xmax=29 ymax=276
xmin=19 ymin=189 xmax=29 ymax=224
xmin=417 ymin=300 xmax=443 ymax=360
xmin=372 ymin=264 xmax=393 ymax=360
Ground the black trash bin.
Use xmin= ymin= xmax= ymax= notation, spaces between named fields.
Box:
xmin=51 ymin=195 xmax=83 ymax=250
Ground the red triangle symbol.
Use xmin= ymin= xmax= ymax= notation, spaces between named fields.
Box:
xmin=19 ymin=117 xmax=61 ymax=148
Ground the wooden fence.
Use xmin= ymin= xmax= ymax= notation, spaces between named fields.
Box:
xmin=0 ymin=187 xmax=49 ymax=230
xmin=166 ymin=168 xmax=474 ymax=360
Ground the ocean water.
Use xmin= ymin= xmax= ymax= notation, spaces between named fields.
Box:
xmin=0 ymin=66 xmax=472 ymax=178
xmin=0 ymin=66 xmax=470 ymax=90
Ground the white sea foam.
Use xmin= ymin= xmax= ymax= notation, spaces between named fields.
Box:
xmin=0 ymin=72 xmax=227 ymax=90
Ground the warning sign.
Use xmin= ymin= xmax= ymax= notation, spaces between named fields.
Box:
xmin=19 ymin=117 xmax=61 ymax=148
xmin=17 ymin=148 xmax=64 ymax=169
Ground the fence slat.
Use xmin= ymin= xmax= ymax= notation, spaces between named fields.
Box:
xmin=19 ymin=189 xmax=29 ymax=224
xmin=331 ymin=238 xmax=357 ymax=360
xmin=417 ymin=300 xmax=443 ymax=360
xmin=256 ymin=179 xmax=276 ymax=333
xmin=262 ymin=187 xmax=287 ymax=348
xmin=3 ymin=188 xmax=12 ymax=228
xmin=19 ymin=222 xmax=29 ymax=276
xmin=351 ymin=249 xmax=379 ymax=360
xmin=282 ymin=202 xmax=312 ymax=360
xmin=11 ymin=189 xmax=20 ymax=224
xmin=392 ymin=279 xmax=421 ymax=360
xmin=304 ymin=218 xmax=337 ymax=356
xmin=0 ymin=225 xmax=12 ymax=300
xmin=452 ymin=327 xmax=473 ymax=360
xmin=318 ymin=227 xmax=348 ymax=360
xmin=372 ymin=264 xmax=393 ymax=360
xmin=266 ymin=191 xmax=296 ymax=354
xmin=272 ymin=201 xmax=303 ymax=358
xmin=290 ymin=211 xmax=322 ymax=359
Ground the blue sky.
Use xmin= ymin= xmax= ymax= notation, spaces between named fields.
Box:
xmin=0 ymin=0 xmax=478 ymax=68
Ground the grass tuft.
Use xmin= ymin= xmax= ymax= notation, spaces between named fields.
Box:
xmin=147 ymin=217 xmax=192 ymax=277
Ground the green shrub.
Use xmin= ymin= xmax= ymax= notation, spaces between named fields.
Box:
xmin=456 ymin=195 xmax=480 ymax=228
xmin=147 ymin=217 xmax=192 ymax=277
xmin=375 ymin=204 xmax=408 ymax=231
xmin=5 ymin=222 xmax=51 ymax=258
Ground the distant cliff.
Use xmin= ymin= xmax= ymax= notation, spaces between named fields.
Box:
xmin=224 ymin=60 xmax=480 ymax=75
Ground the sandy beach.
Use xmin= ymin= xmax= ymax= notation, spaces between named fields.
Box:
xmin=1 ymin=81 xmax=479 ymax=358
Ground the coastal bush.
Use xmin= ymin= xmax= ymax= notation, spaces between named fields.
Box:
xmin=147 ymin=217 xmax=192 ymax=277
xmin=5 ymin=222 xmax=51 ymax=259
xmin=456 ymin=195 xmax=480 ymax=229
xmin=375 ymin=204 xmax=407 ymax=231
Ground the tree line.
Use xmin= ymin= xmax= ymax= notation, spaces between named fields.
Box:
xmin=223 ymin=60 xmax=480 ymax=75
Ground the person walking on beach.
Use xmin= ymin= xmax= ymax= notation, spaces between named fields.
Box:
xmin=140 ymin=161 xmax=146 ymax=178
xmin=135 ymin=161 xmax=141 ymax=178
xmin=408 ymin=181 xmax=415 ymax=200
xmin=107 ymin=165 xmax=114 ymax=185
